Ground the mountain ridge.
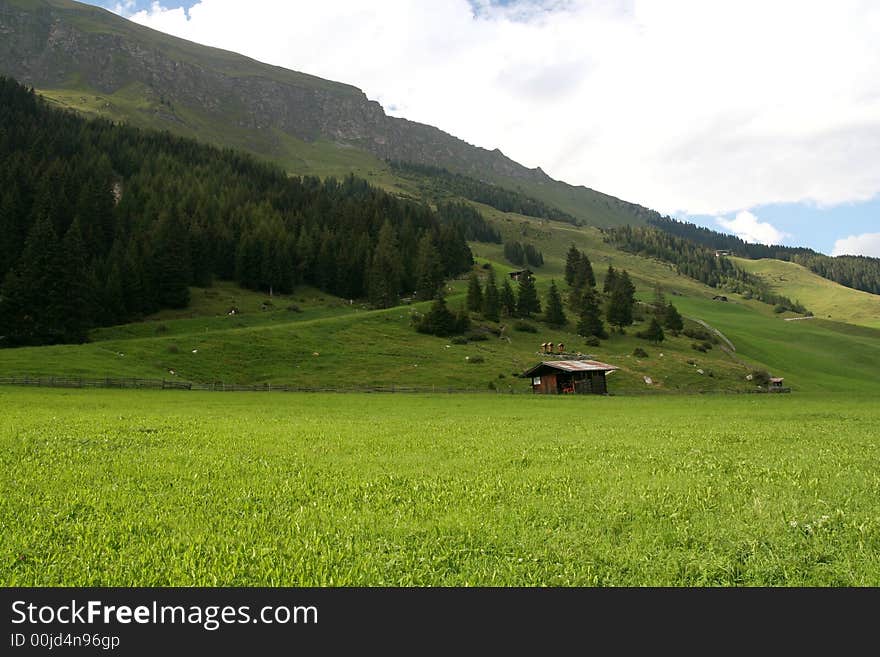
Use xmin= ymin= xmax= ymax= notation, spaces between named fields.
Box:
xmin=0 ymin=0 xmax=656 ymax=227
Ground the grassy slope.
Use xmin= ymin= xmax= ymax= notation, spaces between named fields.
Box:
xmin=731 ymin=257 xmax=880 ymax=329
xmin=1 ymin=207 xmax=878 ymax=393
xmin=3 ymin=387 xmax=879 ymax=586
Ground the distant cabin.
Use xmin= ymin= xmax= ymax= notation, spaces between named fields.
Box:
xmin=768 ymin=377 xmax=790 ymax=393
xmin=713 ymin=295 xmax=728 ymax=302
xmin=523 ymin=360 xmax=619 ymax=395
xmin=715 ymin=250 xmax=731 ymax=257
xmin=509 ymin=269 xmax=534 ymax=282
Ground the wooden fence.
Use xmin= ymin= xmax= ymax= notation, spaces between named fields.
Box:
xmin=0 ymin=375 xmax=524 ymax=394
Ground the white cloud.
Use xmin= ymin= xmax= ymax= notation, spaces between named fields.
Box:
xmin=716 ymin=211 xmax=789 ymax=245
xmin=114 ymin=1 xmax=880 ymax=216
xmin=831 ymin=233 xmax=880 ymax=257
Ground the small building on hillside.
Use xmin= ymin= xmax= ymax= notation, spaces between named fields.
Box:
xmin=523 ymin=359 xmax=619 ymax=395
xmin=509 ymin=269 xmax=533 ymax=282
xmin=768 ymin=377 xmax=789 ymax=392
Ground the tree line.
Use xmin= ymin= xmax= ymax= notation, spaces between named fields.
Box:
xmin=422 ymin=244 xmax=664 ymax=348
xmin=388 ymin=160 xmax=579 ymax=225
xmin=604 ymin=225 xmax=808 ymax=314
xmin=647 ymin=216 xmax=880 ymax=296
xmin=0 ymin=77 xmax=473 ymax=346
xmin=503 ymin=240 xmax=544 ymax=268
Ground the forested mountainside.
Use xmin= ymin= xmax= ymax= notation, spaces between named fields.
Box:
xmin=647 ymin=216 xmax=880 ymax=296
xmin=0 ymin=0 xmax=657 ymax=228
xmin=605 ymin=224 xmax=808 ymax=314
xmin=0 ymin=77 xmax=472 ymax=346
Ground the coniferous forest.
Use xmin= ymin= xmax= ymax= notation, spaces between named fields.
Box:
xmin=647 ymin=216 xmax=880 ymax=295
xmin=604 ymin=224 xmax=808 ymax=314
xmin=388 ymin=160 xmax=579 ymax=225
xmin=0 ymin=77 xmax=473 ymax=347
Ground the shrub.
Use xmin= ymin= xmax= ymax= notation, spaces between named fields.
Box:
xmin=632 ymin=347 xmax=649 ymax=358
xmin=166 ymin=344 xmax=179 ymax=354
xmin=287 ymin=304 xmax=302 ymax=313
xmin=683 ymin=327 xmax=712 ymax=342
xmin=691 ymin=342 xmax=708 ymax=353
xmin=415 ymin=297 xmax=470 ymax=337
xmin=487 ymin=380 xmax=496 ymax=390
xmin=466 ymin=332 xmax=489 ymax=342
xmin=498 ymin=373 xmax=506 ymax=379
xmin=155 ymin=324 xmax=168 ymax=334
xmin=467 ymin=355 xmax=484 ymax=364
xmin=751 ymin=369 xmax=771 ymax=386
xmin=450 ymin=336 xmax=468 ymax=345
xmin=584 ymin=336 xmax=600 ymax=347
xmin=774 ymin=304 xmax=787 ymax=314
xmin=513 ymin=321 xmax=538 ymax=333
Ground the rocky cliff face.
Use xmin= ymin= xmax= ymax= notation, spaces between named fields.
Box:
xmin=0 ymin=0 xmax=550 ymax=184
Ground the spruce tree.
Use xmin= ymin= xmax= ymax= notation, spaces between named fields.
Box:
xmin=639 ymin=317 xmax=665 ymax=343
xmin=577 ymin=252 xmax=596 ymax=288
xmin=153 ymin=211 xmax=192 ymax=309
xmin=577 ymin=288 xmax=606 ymax=338
xmin=543 ymin=280 xmax=566 ymax=327
xmin=606 ymin=269 xmax=635 ymax=332
xmin=58 ymin=218 xmax=92 ymax=342
xmin=662 ymin=302 xmax=684 ymax=332
xmin=500 ymin=278 xmax=517 ymax=316
xmin=466 ymin=271 xmax=483 ymax=312
xmin=482 ymin=267 xmax=500 ymax=322
xmin=603 ymin=265 xmax=618 ymax=294
xmin=0 ymin=214 xmax=66 ymax=345
xmin=414 ymin=232 xmax=444 ymax=300
xmin=564 ymin=244 xmax=580 ymax=286
xmin=516 ymin=273 xmax=541 ymax=318
xmin=367 ymin=219 xmax=402 ymax=308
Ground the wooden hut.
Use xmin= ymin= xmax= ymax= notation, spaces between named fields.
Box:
xmin=508 ymin=269 xmax=533 ymax=282
xmin=768 ymin=377 xmax=790 ymax=393
xmin=523 ymin=360 xmax=619 ymax=395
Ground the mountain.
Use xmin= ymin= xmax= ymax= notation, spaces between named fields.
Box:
xmin=0 ymin=0 xmax=657 ymax=227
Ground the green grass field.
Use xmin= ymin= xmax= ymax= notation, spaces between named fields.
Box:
xmin=731 ymin=257 xmax=880 ymax=329
xmin=2 ymin=388 xmax=878 ymax=586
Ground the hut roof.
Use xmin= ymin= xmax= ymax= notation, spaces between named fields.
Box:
xmin=523 ymin=360 xmax=619 ymax=377
xmin=769 ymin=377 xmax=785 ymax=384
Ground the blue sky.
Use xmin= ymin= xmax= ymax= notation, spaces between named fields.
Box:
xmin=82 ymin=1 xmax=880 ymax=256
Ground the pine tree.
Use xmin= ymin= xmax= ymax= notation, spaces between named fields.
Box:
xmin=367 ymin=219 xmax=402 ymax=308
xmin=638 ymin=317 xmax=665 ymax=343
xmin=662 ymin=302 xmax=684 ymax=332
xmin=564 ymin=244 xmax=580 ymax=286
xmin=417 ymin=296 xmax=454 ymax=336
xmin=516 ymin=273 xmax=541 ymax=318
xmin=543 ymin=280 xmax=566 ymax=327
xmin=577 ymin=288 xmax=606 ymax=338
xmin=606 ymin=269 xmax=635 ymax=332
xmin=466 ymin=271 xmax=483 ymax=312
xmin=58 ymin=218 xmax=92 ymax=342
xmin=504 ymin=240 xmax=525 ymax=266
xmin=152 ymin=211 xmax=192 ymax=309
xmin=414 ymin=232 xmax=444 ymax=300
xmin=482 ymin=267 xmax=500 ymax=322
xmin=500 ymin=278 xmax=517 ymax=316
xmin=576 ymin=252 xmax=596 ymax=288
xmin=0 ymin=214 xmax=66 ymax=345
xmin=603 ymin=265 xmax=618 ymax=294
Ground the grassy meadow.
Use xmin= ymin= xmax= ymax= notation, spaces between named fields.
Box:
xmin=2 ymin=387 xmax=879 ymax=586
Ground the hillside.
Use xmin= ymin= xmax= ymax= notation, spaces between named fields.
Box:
xmin=0 ymin=0 xmax=655 ymax=228
xmin=731 ymin=258 xmax=880 ymax=329
xmin=4 ymin=205 xmax=880 ymax=394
